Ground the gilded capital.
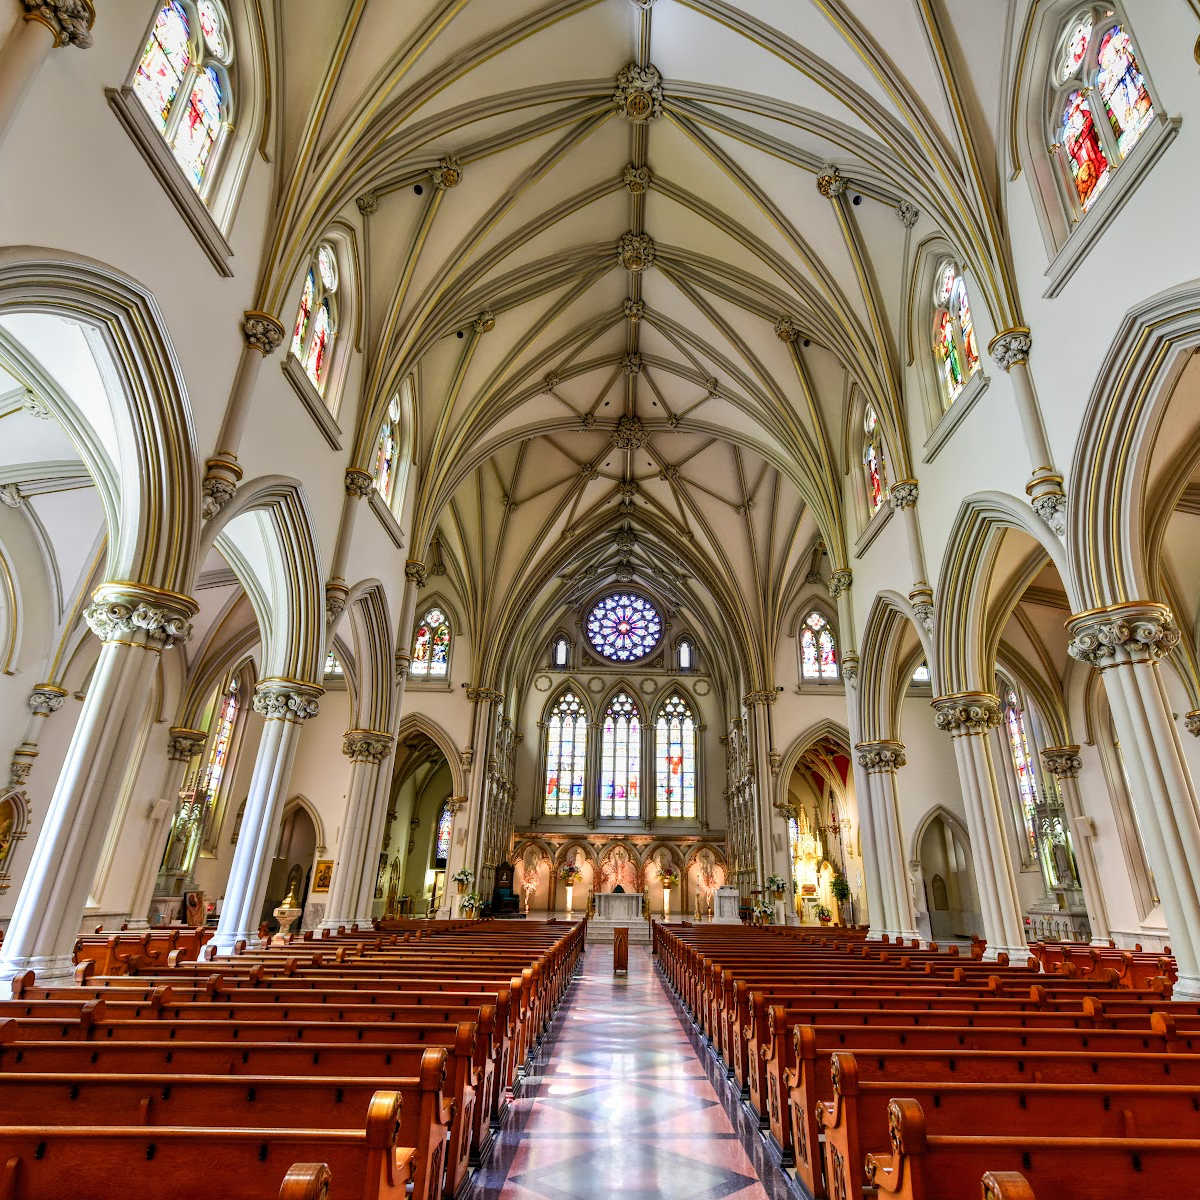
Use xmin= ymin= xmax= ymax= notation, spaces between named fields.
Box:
xmin=742 ymin=690 xmax=776 ymax=707
xmin=241 ymin=311 xmax=286 ymax=355
xmin=166 ymin=726 xmax=208 ymax=762
xmin=23 ymin=0 xmax=94 ymax=48
xmin=1066 ymin=602 xmax=1180 ymax=669
xmin=829 ymin=567 xmax=853 ymax=598
xmin=473 ymin=310 xmax=496 ymax=334
xmin=84 ymin=583 xmax=197 ymax=650
xmin=988 ymin=327 xmax=1032 ymax=371
xmin=27 ymin=684 xmax=67 ymax=717
xmin=466 ymin=687 xmax=504 ymax=704
xmin=343 ymin=729 xmax=395 ymax=764
xmin=889 ymin=479 xmax=919 ymax=510
xmin=932 ymin=692 xmax=1001 ymax=735
xmin=345 ymin=468 xmax=374 ymax=498
xmin=253 ymin=679 xmax=322 ymax=722
xmin=613 ymin=62 xmax=663 ymax=122
xmin=404 ymin=559 xmax=427 ymax=588
xmin=1041 ymin=745 xmax=1083 ymax=778
xmin=856 ymin=740 xmax=907 ymax=771
xmin=774 ymin=316 xmax=801 ymax=343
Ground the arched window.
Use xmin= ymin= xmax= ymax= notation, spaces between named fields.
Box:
xmin=931 ymin=261 xmax=981 ymax=410
xmin=911 ymin=661 xmax=931 ymax=684
xmin=677 ymin=638 xmax=693 ymax=671
xmin=655 ymin=692 xmax=697 ymax=819
xmin=552 ymin=636 xmax=569 ymax=668
xmin=1002 ymin=687 xmax=1040 ymax=859
xmin=411 ymin=607 xmax=450 ymax=678
xmin=434 ymin=800 xmax=452 ymax=865
xmin=600 ymin=691 xmax=641 ymax=819
xmin=862 ymin=404 xmax=888 ymax=516
xmin=544 ymin=690 xmax=587 ymax=817
xmin=323 ymin=649 xmax=343 ymax=677
xmin=132 ymin=1 xmax=234 ymax=195
xmin=1047 ymin=9 xmax=1155 ymax=217
xmin=373 ymin=395 xmax=402 ymax=502
xmin=290 ymin=243 xmax=339 ymax=397
xmin=800 ymin=611 xmax=838 ymax=682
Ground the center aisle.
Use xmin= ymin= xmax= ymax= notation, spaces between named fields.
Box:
xmin=469 ymin=943 xmax=796 ymax=1200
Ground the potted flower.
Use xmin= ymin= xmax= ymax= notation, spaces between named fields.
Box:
xmin=816 ymin=903 xmax=833 ymax=925
xmin=460 ymin=892 xmax=483 ymax=918
xmin=559 ymin=862 xmax=582 ymax=915
xmin=752 ymin=899 xmax=774 ymax=926
xmin=830 ymin=875 xmax=851 ymax=904
xmin=659 ymin=868 xmax=681 ymax=919
xmin=766 ymin=873 xmax=787 ymax=898
xmin=451 ymin=867 xmax=474 ymax=896
xmin=659 ymin=869 xmax=680 ymax=890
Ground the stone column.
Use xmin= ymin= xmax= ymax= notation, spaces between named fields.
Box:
xmin=843 ymin=657 xmax=887 ymax=939
xmin=125 ymin=725 xmax=207 ymax=926
xmin=855 ymin=740 xmax=919 ymax=941
xmin=324 ymin=469 xmax=374 ymax=623
xmin=7 ymin=683 xmax=68 ymax=789
xmin=202 ymin=313 xmax=287 ymax=519
xmin=988 ymin=329 xmax=1067 ymax=536
xmin=1040 ymin=745 xmax=1111 ymax=944
xmin=0 ymin=0 xmax=93 ymax=147
xmin=211 ymin=679 xmax=321 ymax=954
xmin=319 ymin=729 xmax=394 ymax=928
xmin=1067 ymin=603 xmax=1200 ymax=995
xmin=353 ymin=732 xmax=400 ymax=922
xmin=393 ymin=560 xmax=425 ymax=681
xmin=888 ymin=481 xmax=934 ymax=633
xmin=745 ymin=691 xmax=779 ymax=890
xmin=0 ymin=583 xmax=196 ymax=982
xmin=932 ymin=693 xmax=1029 ymax=962
xmin=455 ymin=688 xmax=502 ymax=899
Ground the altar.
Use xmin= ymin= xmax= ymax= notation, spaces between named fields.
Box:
xmin=593 ymin=891 xmax=643 ymax=922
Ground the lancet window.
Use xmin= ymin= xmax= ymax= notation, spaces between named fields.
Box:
xmin=655 ymin=692 xmax=697 ymax=819
xmin=411 ymin=608 xmax=450 ymax=678
xmin=544 ymin=690 xmax=587 ymax=817
xmin=600 ymin=692 xmax=641 ymax=820
xmin=862 ymin=404 xmax=888 ymax=515
xmin=931 ymin=261 xmax=981 ymax=409
xmin=290 ymin=243 xmax=340 ymax=397
xmin=800 ymin=611 xmax=838 ymax=682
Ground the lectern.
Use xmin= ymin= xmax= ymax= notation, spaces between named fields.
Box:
xmin=613 ymin=926 xmax=629 ymax=974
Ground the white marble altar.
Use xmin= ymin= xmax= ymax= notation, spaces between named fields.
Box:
xmin=594 ymin=891 xmax=643 ymax=922
xmin=713 ymin=886 xmax=741 ymax=924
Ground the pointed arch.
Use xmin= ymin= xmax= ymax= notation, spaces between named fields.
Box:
xmin=598 ymin=686 xmax=642 ymax=820
xmin=339 ymin=579 xmax=394 ymax=733
xmin=859 ymin=591 xmax=927 ymax=742
xmin=540 ymin=683 xmax=590 ymax=819
xmin=392 ymin=712 xmax=466 ymax=799
xmin=281 ymin=793 xmax=328 ymax=855
xmin=653 ymin=688 xmax=699 ymax=821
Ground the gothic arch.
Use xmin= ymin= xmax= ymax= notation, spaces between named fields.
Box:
xmin=340 ymin=579 xmax=394 ymax=733
xmin=773 ymin=718 xmax=852 ymax=812
xmin=201 ymin=476 xmax=325 ymax=685
xmin=0 ymin=246 xmax=200 ymax=595
xmin=280 ymin=794 xmax=328 ymax=856
xmin=392 ymin=712 xmax=466 ymax=799
xmin=859 ymin=591 xmax=927 ymax=742
xmin=909 ymin=804 xmax=973 ymax=869
xmin=540 ymin=678 xmax=596 ymax=724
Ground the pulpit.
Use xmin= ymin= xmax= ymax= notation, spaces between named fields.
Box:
xmin=713 ymin=886 xmax=741 ymax=924
xmin=594 ymin=891 xmax=643 ymax=922
xmin=613 ymin=927 xmax=629 ymax=974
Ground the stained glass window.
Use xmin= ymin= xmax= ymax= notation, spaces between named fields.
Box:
xmin=1003 ymin=688 xmax=1040 ymax=856
xmin=678 ymin=639 xmax=692 ymax=671
xmin=202 ymin=679 xmax=238 ymax=801
xmin=291 ymin=244 xmax=339 ymax=397
xmin=411 ymin=607 xmax=450 ymax=677
xmin=931 ymin=261 xmax=981 ymax=409
xmin=373 ymin=395 xmax=402 ymax=502
xmin=656 ymin=692 xmax=696 ymax=819
xmin=552 ymin=637 xmax=569 ymax=667
xmin=434 ymin=800 xmax=452 ymax=864
xmin=132 ymin=2 xmax=233 ymax=195
xmin=862 ymin=404 xmax=887 ymax=514
xmin=544 ymin=690 xmax=587 ymax=816
xmin=800 ymin=611 xmax=838 ymax=681
xmin=600 ymin=691 xmax=641 ymax=819
xmin=585 ymin=592 xmax=662 ymax=662
xmin=1048 ymin=10 xmax=1155 ymax=219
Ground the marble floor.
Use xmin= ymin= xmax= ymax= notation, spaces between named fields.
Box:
xmin=468 ymin=945 xmax=799 ymax=1200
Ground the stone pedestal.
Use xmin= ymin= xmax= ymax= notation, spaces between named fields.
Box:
xmin=713 ymin=887 xmax=741 ymax=924
xmin=272 ymin=902 xmax=301 ymax=944
xmin=594 ymin=892 xmax=643 ymax=922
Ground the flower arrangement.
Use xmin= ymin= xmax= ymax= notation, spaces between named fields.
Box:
xmin=659 ymin=869 xmax=680 ymax=889
xmin=830 ymin=875 xmax=851 ymax=903
xmin=816 ymin=904 xmax=833 ymax=923
xmin=559 ymin=862 xmax=582 ymax=884
xmin=460 ymin=892 xmax=483 ymax=915
xmin=766 ymin=874 xmax=787 ymax=894
xmin=451 ymin=868 xmax=474 ymax=885
xmin=751 ymin=899 xmax=774 ymax=924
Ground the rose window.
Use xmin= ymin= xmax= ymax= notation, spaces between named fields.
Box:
xmin=585 ymin=592 xmax=663 ymax=662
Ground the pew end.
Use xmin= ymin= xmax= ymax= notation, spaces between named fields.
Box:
xmin=279 ymin=1163 xmax=332 ymax=1200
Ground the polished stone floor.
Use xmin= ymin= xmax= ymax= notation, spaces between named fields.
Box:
xmin=468 ymin=945 xmax=798 ymax=1200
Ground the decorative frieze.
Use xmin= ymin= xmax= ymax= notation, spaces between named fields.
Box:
xmin=166 ymin=726 xmax=207 ymax=762
xmin=617 ymin=231 xmax=655 ymax=273
xmin=613 ymin=63 xmax=663 ymax=122
xmin=1066 ymin=602 xmax=1180 ymax=669
xmin=23 ymin=0 xmax=95 ymax=48
xmin=932 ymin=692 xmax=1002 ymax=735
xmin=241 ymin=310 xmax=286 ymax=355
xmin=988 ymin=327 xmax=1032 ymax=371
xmin=1041 ymin=745 xmax=1083 ymax=778
xmin=84 ymin=583 xmax=196 ymax=650
xmin=253 ymin=679 xmax=322 ymax=722
xmin=856 ymin=740 xmax=907 ymax=771
xmin=342 ymin=729 xmax=394 ymax=764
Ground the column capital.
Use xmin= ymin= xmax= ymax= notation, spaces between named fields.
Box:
xmin=166 ymin=726 xmax=208 ymax=762
xmin=342 ymin=729 xmax=394 ymax=764
xmin=889 ymin=479 xmax=919 ymax=510
xmin=240 ymin=310 xmax=286 ymax=355
xmin=27 ymin=683 xmax=67 ymax=716
xmin=345 ymin=468 xmax=373 ymax=498
xmin=466 ymin=687 xmax=504 ymax=704
xmin=1041 ymin=745 xmax=1083 ymax=778
xmin=742 ymin=690 xmax=777 ymax=707
xmin=829 ymin=567 xmax=853 ymax=598
xmin=253 ymin=678 xmax=322 ymax=722
xmin=23 ymin=0 xmax=95 ymax=48
xmin=324 ymin=580 xmax=349 ymax=623
xmin=404 ymin=559 xmax=427 ymax=587
xmin=987 ymin=326 xmax=1032 ymax=371
xmin=855 ymin=739 xmax=907 ymax=771
xmin=932 ymin=691 xmax=1001 ymax=735
xmin=1066 ymin=601 xmax=1179 ymax=669
xmin=446 ymin=795 xmax=469 ymax=814
xmin=84 ymin=582 xmax=197 ymax=650
xmin=1185 ymin=711 xmax=1200 ymax=738
xmin=840 ymin=652 xmax=860 ymax=685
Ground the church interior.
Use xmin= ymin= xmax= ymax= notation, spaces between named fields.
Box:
xmin=0 ymin=0 xmax=1198 ymax=1197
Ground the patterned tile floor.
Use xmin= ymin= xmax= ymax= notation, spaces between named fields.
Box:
xmin=468 ymin=945 xmax=801 ymax=1200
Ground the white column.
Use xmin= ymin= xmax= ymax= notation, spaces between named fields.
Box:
xmin=353 ymin=735 xmax=400 ymax=922
xmin=888 ymin=483 xmax=935 ymax=634
xmin=0 ymin=1 xmax=93 ymax=148
xmin=843 ymin=659 xmax=886 ymax=938
xmin=855 ymin=741 xmax=919 ymax=941
xmin=323 ymin=470 xmax=374 ymax=624
xmin=988 ymin=330 xmax=1067 ymax=535
xmin=0 ymin=583 xmax=196 ymax=982
xmin=201 ymin=313 xmax=287 ymax=519
xmin=1041 ymin=745 xmax=1111 ymax=944
xmin=211 ymin=679 xmax=321 ymax=954
xmin=745 ymin=691 xmax=783 ymax=889
xmin=1067 ymin=603 xmax=1200 ymax=996
xmin=7 ymin=682 xmax=68 ymax=789
xmin=933 ymin=694 xmax=1030 ymax=962
xmin=321 ymin=729 xmax=393 ymax=928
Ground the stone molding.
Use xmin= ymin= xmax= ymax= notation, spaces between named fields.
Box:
xmin=241 ymin=311 xmax=286 ymax=355
xmin=1066 ymin=602 xmax=1180 ymax=669
xmin=166 ymin=726 xmax=208 ymax=762
xmin=84 ymin=583 xmax=197 ymax=650
xmin=856 ymin=739 xmax=907 ymax=771
xmin=253 ymin=679 xmax=322 ymax=722
xmin=342 ymin=729 xmax=395 ymax=764
xmin=23 ymin=0 xmax=94 ymax=48
xmin=1041 ymin=745 xmax=1083 ymax=778
xmin=432 ymin=155 xmax=463 ymax=190
xmin=932 ymin=692 xmax=1002 ymax=735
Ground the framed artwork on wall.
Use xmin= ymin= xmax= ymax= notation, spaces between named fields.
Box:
xmin=312 ymin=860 xmax=333 ymax=893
